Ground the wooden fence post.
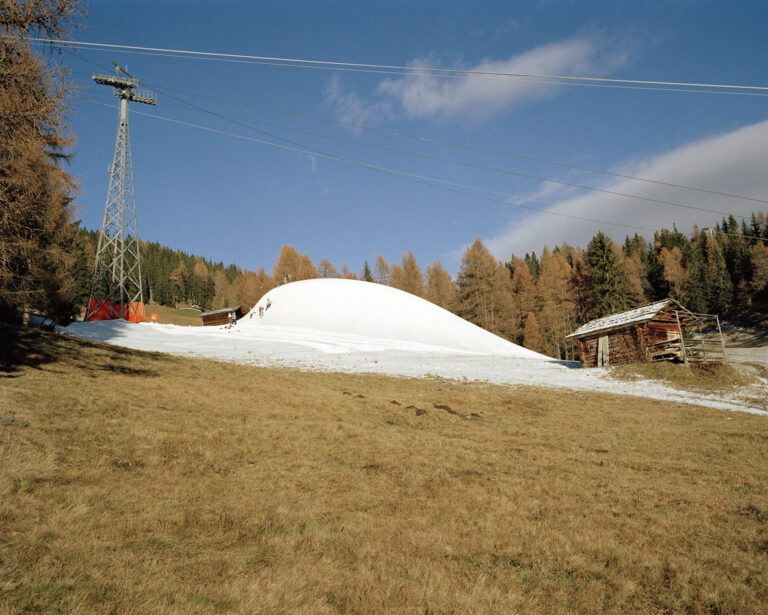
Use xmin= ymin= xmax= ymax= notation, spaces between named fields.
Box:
xmin=716 ymin=315 xmax=727 ymax=363
xmin=675 ymin=311 xmax=688 ymax=366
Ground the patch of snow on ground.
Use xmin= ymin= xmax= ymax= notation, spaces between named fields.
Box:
xmin=61 ymin=280 xmax=768 ymax=416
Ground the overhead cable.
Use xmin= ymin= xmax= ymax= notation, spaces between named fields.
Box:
xmin=140 ymin=83 xmax=767 ymax=206
xmin=28 ymin=37 xmax=768 ymax=95
xmin=79 ymin=78 xmax=764 ymax=214
xmin=64 ymin=48 xmax=767 ymax=208
xmin=77 ymin=97 xmax=768 ymax=242
xmin=77 ymin=98 xmax=708 ymax=234
xmin=51 ymin=44 xmax=768 ymax=97
xmin=146 ymin=93 xmax=753 ymax=218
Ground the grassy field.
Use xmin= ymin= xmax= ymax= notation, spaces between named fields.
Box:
xmin=610 ymin=361 xmax=760 ymax=391
xmin=144 ymin=304 xmax=204 ymax=326
xmin=1 ymin=326 xmax=767 ymax=614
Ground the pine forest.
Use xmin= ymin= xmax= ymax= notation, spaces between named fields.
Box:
xmin=68 ymin=213 xmax=768 ymax=360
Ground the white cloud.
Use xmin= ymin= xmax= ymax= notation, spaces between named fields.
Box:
xmin=484 ymin=118 xmax=768 ymax=258
xmin=325 ymin=74 xmax=393 ymax=128
xmin=327 ymin=36 xmax=626 ymax=124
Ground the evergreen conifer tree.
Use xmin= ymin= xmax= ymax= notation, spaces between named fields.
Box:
xmin=705 ymin=234 xmax=733 ymax=315
xmin=645 ymin=237 xmax=669 ymax=301
xmin=685 ymin=232 xmax=709 ymax=313
xmin=584 ymin=231 xmax=629 ymax=317
xmin=510 ymin=257 xmax=536 ymax=335
xmin=749 ymin=243 xmax=768 ymax=309
xmin=361 ymin=261 xmax=374 ymax=282
xmin=524 ymin=252 xmax=541 ymax=279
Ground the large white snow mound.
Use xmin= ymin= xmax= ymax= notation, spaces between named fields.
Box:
xmin=241 ymin=278 xmax=547 ymax=359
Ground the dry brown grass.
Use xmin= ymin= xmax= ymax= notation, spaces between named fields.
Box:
xmin=610 ymin=361 xmax=759 ymax=392
xmin=1 ymin=326 xmax=767 ymax=614
xmin=145 ymin=304 xmax=204 ymax=326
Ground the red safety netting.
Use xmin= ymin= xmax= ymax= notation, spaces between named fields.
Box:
xmin=85 ymin=297 xmax=146 ymax=323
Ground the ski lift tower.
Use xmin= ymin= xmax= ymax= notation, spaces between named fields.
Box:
xmin=85 ymin=62 xmax=156 ymax=322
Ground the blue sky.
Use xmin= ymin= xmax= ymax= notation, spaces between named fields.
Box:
xmin=51 ymin=0 xmax=768 ymax=275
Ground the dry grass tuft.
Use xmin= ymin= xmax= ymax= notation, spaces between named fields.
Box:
xmin=611 ymin=360 xmax=759 ymax=391
xmin=1 ymin=326 xmax=767 ymax=613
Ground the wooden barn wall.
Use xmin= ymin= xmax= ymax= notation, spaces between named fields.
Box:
xmin=201 ymin=308 xmax=245 ymax=326
xmin=202 ymin=313 xmax=230 ymax=326
xmin=575 ymin=306 xmax=694 ymax=367
xmin=644 ymin=322 xmax=681 ymax=344
xmin=578 ymin=326 xmax=646 ymax=367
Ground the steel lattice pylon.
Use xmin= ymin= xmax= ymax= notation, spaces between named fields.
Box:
xmin=85 ymin=63 xmax=156 ymax=322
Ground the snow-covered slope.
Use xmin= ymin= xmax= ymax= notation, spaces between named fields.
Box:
xmin=242 ymin=279 xmax=546 ymax=358
xmin=58 ymin=279 xmax=768 ymax=415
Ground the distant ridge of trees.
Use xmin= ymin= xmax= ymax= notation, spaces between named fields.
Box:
xmin=68 ymin=211 xmax=768 ymax=359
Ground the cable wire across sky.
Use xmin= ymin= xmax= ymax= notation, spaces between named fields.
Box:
xmin=82 ymin=95 xmax=766 ymax=240
xmin=77 ymin=81 xmax=760 ymax=221
xmin=28 ymin=37 xmax=768 ymax=96
xmin=65 ymin=61 xmax=766 ymax=207
xmin=59 ymin=38 xmax=768 ymax=254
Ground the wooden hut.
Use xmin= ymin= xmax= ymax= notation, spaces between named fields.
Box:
xmin=200 ymin=306 xmax=245 ymax=327
xmin=566 ymin=299 xmax=726 ymax=367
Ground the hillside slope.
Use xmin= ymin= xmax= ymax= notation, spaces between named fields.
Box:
xmin=2 ymin=326 xmax=767 ymax=614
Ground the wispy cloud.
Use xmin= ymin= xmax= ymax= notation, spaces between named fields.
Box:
xmin=483 ymin=118 xmax=768 ymax=258
xmin=327 ymin=36 xmax=626 ymax=124
xmin=325 ymin=74 xmax=393 ymax=127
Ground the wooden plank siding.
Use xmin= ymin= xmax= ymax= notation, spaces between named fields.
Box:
xmin=577 ymin=312 xmax=691 ymax=367
xmin=568 ymin=300 xmax=724 ymax=368
xmin=200 ymin=306 xmax=245 ymax=327
xmin=577 ymin=326 xmax=647 ymax=368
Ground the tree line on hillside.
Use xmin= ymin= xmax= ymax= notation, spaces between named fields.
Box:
xmin=68 ymin=212 xmax=768 ymax=360
xmin=461 ymin=213 xmax=768 ymax=358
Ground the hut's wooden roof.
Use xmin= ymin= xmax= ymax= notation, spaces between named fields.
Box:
xmin=200 ymin=306 xmax=242 ymax=318
xmin=566 ymin=299 xmax=693 ymax=339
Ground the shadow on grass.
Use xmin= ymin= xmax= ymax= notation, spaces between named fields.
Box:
xmin=0 ymin=324 xmax=163 ymax=378
xmin=726 ymin=329 xmax=768 ymax=348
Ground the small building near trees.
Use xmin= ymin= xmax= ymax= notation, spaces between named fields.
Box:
xmin=200 ymin=306 xmax=245 ymax=327
xmin=566 ymin=299 xmax=726 ymax=367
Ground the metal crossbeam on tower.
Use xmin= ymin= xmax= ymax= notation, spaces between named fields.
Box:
xmin=85 ymin=62 xmax=156 ymax=322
